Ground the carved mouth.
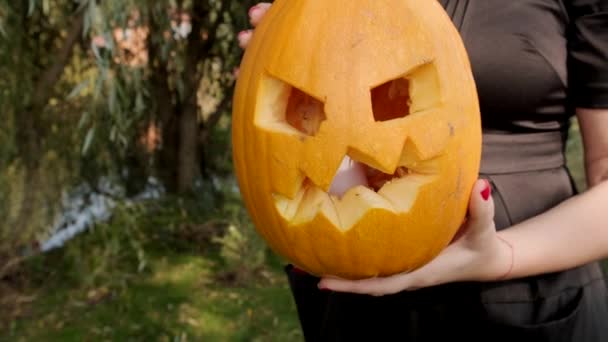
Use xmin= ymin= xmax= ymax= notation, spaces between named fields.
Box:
xmin=273 ymin=156 xmax=437 ymax=231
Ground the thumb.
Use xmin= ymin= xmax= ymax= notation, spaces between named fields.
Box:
xmin=467 ymin=179 xmax=495 ymax=231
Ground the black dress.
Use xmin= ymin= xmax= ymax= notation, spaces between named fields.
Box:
xmin=285 ymin=1 xmax=608 ymax=341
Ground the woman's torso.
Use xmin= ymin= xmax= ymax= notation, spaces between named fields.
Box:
xmin=441 ymin=0 xmax=573 ymax=133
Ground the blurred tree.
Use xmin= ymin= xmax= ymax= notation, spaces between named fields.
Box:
xmin=0 ymin=0 xmax=259 ymax=278
xmin=1 ymin=0 xmax=89 ymax=278
xmin=83 ymin=0 xmax=258 ymax=193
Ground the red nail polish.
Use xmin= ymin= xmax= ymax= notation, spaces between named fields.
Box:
xmin=481 ymin=179 xmax=491 ymax=201
xmin=318 ymin=285 xmax=330 ymax=292
xmin=248 ymin=4 xmax=260 ymax=17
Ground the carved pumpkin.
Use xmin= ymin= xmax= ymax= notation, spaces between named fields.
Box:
xmin=232 ymin=0 xmax=481 ymax=279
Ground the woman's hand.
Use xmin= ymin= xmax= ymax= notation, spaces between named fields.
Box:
xmin=238 ymin=3 xmax=272 ymax=50
xmin=318 ymin=179 xmax=514 ymax=296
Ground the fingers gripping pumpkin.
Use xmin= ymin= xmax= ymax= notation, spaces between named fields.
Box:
xmin=232 ymin=0 xmax=481 ymax=279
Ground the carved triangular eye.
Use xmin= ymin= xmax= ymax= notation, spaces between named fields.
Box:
xmin=370 ymin=63 xmax=441 ymax=122
xmin=255 ymin=74 xmax=326 ymax=137
xmin=286 ymin=87 xmax=326 ymax=136
xmin=371 ymin=77 xmax=411 ymax=122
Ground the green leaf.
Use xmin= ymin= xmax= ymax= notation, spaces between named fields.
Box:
xmin=108 ymin=80 xmax=117 ymax=114
xmin=78 ymin=111 xmax=91 ymax=130
xmin=135 ymin=92 xmax=145 ymax=114
xmin=42 ymin=0 xmax=49 ymax=16
xmin=83 ymin=12 xmax=91 ymax=38
xmin=82 ymin=126 xmax=96 ymax=155
xmin=67 ymin=79 xmax=91 ymax=100
xmin=28 ymin=0 xmax=36 ymax=16
xmin=83 ymin=0 xmax=96 ymax=36
xmin=92 ymin=44 xmax=102 ymax=62
xmin=0 ymin=23 xmax=6 ymax=39
xmin=75 ymin=0 xmax=89 ymax=13
xmin=110 ymin=125 xmax=117 ymax=142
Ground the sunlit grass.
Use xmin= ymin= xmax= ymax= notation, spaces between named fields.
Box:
xmin=6 ymin=249 xmax=303 ymax=341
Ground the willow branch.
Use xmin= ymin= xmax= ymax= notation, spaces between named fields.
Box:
xmin=31 ymin=9 xmax=85 ymax=110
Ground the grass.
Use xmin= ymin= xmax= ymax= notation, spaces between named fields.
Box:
xmin=1 ymin=197 xmax=304 ymax=342
xmin=4 ymin=248 xmax=303 ymax=342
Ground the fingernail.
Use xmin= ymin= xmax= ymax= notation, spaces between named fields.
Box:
xmin=248 ymin=4 xmax=260 ymax=18
xmin=480 ymin=179 xmax=491 ymax=201
xmin=237 ymin=30 xmax=251 ymax=48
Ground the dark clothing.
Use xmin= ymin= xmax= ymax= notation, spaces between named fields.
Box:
xmin=286 ymin=1 xmax=608 ymax=341
xmin=442 ymin=0 xmax=608 ymax=133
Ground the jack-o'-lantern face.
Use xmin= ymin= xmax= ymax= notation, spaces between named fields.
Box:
xmin=232 ymin=0 xmax=481 ymax=279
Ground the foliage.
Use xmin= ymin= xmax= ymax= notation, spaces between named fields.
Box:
xmin=58 ymin=203 xmax=149 ymax=289
xmin=0 ymin=0 xmax=259 ymax=280
xmin=75 ymin=0 xmax=258 ymax=193
xmin=3 ymin=205 xmax=301 ymax=341
xmin=1 ymin=180 xmax=303 ymax=340
xmin=0 ymin=0 xmax=91 ymax=279
xmin=566 ymin=118 xmax=586 ymax=192
xmin=212 ymin=221 xmax=268 ymax=286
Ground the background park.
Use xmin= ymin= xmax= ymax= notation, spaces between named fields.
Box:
xmin=0 ymin=1 xmax=591 ymax=340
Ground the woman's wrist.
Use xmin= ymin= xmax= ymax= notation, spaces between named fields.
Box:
xmin=495 ymin=234 xmax=514 ymax=280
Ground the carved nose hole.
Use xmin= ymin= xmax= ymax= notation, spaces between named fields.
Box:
xmin=371 ymin=78 xmax=410 ymax=122
xmin=286 ymin=87 xmax=326 ymax=136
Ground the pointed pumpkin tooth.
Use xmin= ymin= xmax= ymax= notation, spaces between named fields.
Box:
xmin=398 ymin=150 xmax=441 ymax=175
xmin=319 ymin=195 xmax=340 ymax=229
xmin=292 ymin=186 xmax=330 ymax=225
xmin=274 ymin=185 xmax=307 ymax=221
xmin=378 ymin=174 xmax=436 ymax=212
xmin=275 ymin=174 xmax=436 ymax=229
xmin=332 ymin=186 xmax=394 ymax=231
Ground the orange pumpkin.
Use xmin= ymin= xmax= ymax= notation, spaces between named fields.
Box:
xmin=232 ymin=0 xmax=481 ymax=279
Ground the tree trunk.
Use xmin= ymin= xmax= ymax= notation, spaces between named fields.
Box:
xmin=13 ymin=116 xmax=43 ymax=238
xmin=177 ymin=102 xmax=200 ymax=192
xmin=175 ymin=1 xmax=210 ymax=193
xmin=148 ymin=10 xmax=178 ymax=193
xmin=13 ymin=9 xmax=84 ymax=235
xmin=157 ymin=89 xmax=178 ymax=192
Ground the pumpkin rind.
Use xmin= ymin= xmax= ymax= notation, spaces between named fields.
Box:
xmin=232 ymin=0 xmax=481 ymax=279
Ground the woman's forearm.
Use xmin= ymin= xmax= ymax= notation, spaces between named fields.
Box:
xmin=498 ymin=108 xmax=608 ymax=280
xmin=499 ymin=179 xmax=608 ymax=279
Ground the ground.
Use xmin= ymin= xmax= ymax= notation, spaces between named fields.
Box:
xmin=3 ymin=245 xmax=303 ymax=341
